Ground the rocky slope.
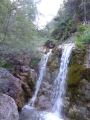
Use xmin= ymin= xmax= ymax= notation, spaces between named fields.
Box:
xmin=0 ymin=52 xmax=37 ymax=119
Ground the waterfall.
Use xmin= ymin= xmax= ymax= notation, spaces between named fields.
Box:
xmin=29 ymin=49 xmax=52 ymax=107
xmin=44 ymin=43 xmax=74 ymax=120
xmin=21 ymin=44 xmax=74 ymax=120
xmin=52 ymin=44 xmax=74 ymax=119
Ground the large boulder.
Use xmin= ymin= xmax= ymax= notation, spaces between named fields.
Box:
xmin=0 ymin=93 xmax=19 ymax=120
xmin=0 ymin=67 xmax=25 ymax=109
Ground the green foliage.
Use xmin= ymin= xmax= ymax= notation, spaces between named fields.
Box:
xmin=0 ymin=0 xmax=49 ymax=68
xmin=75 ymin=25 xmax=90 ymax=43
xmin=0 ymin=0 xmax=38 ymax=42
xmin=77 ymin=24 xmax=85 ymax=32
xmin=75 ymin=41 xmax=82 ymax=48
xmin=48 ymin=0 xmax=90 ymax=42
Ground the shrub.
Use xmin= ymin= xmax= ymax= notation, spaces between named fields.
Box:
xmin=75 ymin=25 xmax=90 ymax=44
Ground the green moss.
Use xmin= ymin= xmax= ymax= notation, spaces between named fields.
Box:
xmin=75 ymin=41 xmax=82 ymax=48
xmin=67 ymin=47 xmax=86 ymax=86
xmin=67 ymin=65 xmax=83 ymax=86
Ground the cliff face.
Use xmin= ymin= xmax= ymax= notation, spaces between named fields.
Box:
xmin=35 ymin=44 xmax=90 ymax=120
xmin=65 ymin=45 xmax=90 ymax=120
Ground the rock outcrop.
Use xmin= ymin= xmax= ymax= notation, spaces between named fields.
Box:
xmin=13 ymin=55 xmax=37 ymax=104
xmin=64 ymin=45 xmax=90 ymax=120
xmin=0 ymin=67 xmax=37 ymax=110
xmin=0 ymin=93 xmax=19 ymax=120
xmin=0 ymin=67 xmax=25 ymax=109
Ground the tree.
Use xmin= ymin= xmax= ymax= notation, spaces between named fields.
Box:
xmin=48 ymin=0 xmax=90 ymax=41
xmin=0 ymin=0 xmax=16 ymax=41
xmin=0 ymin=0 xmax=38 ymax=42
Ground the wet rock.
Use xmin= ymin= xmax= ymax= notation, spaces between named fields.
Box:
xmin=19 ymin=108 xmax=46 ymax=120
xmin=0 ymin=93 xmax=19 ymax=120
xmin=36 ymin=95 xmax=52 ymax=111
xmin=46 ymin=47 xmax=60 ymax=83
xmin=35 ymin=81 xmax=53 ymax=111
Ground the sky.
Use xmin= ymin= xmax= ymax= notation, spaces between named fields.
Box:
xmin=35 ymin=0 xmax=63 ymax=28
xmin=11 ymin=0 xmax=64 ymax=28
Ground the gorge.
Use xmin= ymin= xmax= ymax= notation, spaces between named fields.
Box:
xmin=0 ymin=42 xmax=90 ymax=120
xmin=0 ymin=0 xmax=90 ymax=120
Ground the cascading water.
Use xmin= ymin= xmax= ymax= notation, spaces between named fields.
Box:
xmin=52 ymin=44 xmax=74 ymax=118
xmin=29 ymin=49 xmax=52 ymax=107
xmin=44 ymin=43 xmax=74 ymax=120
xmin=20 ymin=44 xmax=74 ymax=120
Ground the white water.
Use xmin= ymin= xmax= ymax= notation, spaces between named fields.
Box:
xmin=29 ymin=49 xmax=52 ymax=106
xmin=51 ymin=43 xmax=74 ymax=119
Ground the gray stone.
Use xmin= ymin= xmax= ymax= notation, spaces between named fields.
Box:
xmin=68 ymin=106 xmax=85 ymax=120
xmin=0 ymin=93 xmax=19 ymax=120
xmin=0 ymin=67 xmax=25 ymax=109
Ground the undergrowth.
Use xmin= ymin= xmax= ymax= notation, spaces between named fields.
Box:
xmin=75 ymin=24 xmax=90 ymax=44
xmin=0 ymin=36 xmax=48 ymax=68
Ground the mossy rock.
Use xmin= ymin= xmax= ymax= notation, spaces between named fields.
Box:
xmin=67 ymin=65 xmax=83 ymax=86
xmin=66 ymin=45 xmax=90 ymax=107
xmin=67 ymin=46 xmax=86 ymax=86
